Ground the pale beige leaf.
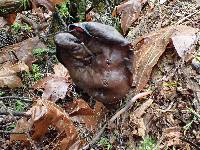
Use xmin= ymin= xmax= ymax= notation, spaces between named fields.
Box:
xmin=0 ymin=61 xmax=29 ymax=88
xmin=54 ymin=63 xmax=69 ymax=77
xmin=195 ymin=0 xmax=200 ymax=5
xmin=171 ymin=25 xmax=199 ymax=61
xmin=10 ymin=118 xmax=30 ymax=142
xmin=33 ymin=76 xmax=70 ymax=101
xmin=133 ymin=99 xmax=153 ymax=118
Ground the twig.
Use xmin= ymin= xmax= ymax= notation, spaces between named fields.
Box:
xmin=0 ymin=111 xmax=30 ymax=117
xmin=81 ymin=91 xmax=152 ymax=149
xmin=0 ymin=130 xmax=26 ymax=134
xmin=175 ymin=6 xmax=200 ymax=25
xmin=0 ymin=96 xmax=32 ymax=103
xmin=180 ymin=137 xmax=200 ymax=150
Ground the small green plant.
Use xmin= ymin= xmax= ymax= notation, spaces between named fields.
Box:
xmin=183 ymin=108 xmax=200 ymax=134
xmin=33 ymin=48 xmax=48 ymax=57
xmin=139 ymin=137 xmax=156 ymax=150
xmin=21 ymin=0 xmax=30 ymax=10
xmin=32 ymin=64 xmax=42 ymax=81
xmin=0 ymin=91 xmax=5 ymax=97
xmin=15 ymin=100 xmax=25 ymax=112
xmin=11 ymin=22 xmax=21 ymax=32
xmin=162 ymin=81 xmax=177 ymax=88
xmin=22 ymin=24 xmax=32 ymax=32
xmin=58 ymin=2 xmax=70 ymax=17
xmin=98 ymin=137 xmax=112 ymax=150
xmin=6 ymin=123 xmax=16 ymax=131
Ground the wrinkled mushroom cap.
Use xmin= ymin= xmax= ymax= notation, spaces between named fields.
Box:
xmin=68 ymin=22 xmax=130 ymax=46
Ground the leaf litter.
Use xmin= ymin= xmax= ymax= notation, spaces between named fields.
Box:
xmin=1 ymin=0 xmax=200 ymax=149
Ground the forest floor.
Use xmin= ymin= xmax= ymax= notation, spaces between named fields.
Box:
xmin=0 ymin=0 xmax=200 ymax=150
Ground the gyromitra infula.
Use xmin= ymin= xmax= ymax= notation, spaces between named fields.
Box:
xmin=55 ymin=22 xmax=133 ymax=104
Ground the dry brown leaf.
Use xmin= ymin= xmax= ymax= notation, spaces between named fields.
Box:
xmin=0 ymin=36 xmax=46 ymax=68
xmin=113 ymin=0 xmax=147 ymax=34
xmin=65 ymin=99 xmax=94 ymax=117
xmin=0 ymin=61 xmax=29 ymax=88
xmin=65 ymin=99 xmax=107 ymax=130
xmin=10 ymin=99 xmax=83 ymax=149
xmin=129 ymin=98 xmax=153 ymax=138
xmin=160 ymin=127 xmax=184 ymax=149
xmin=10 ymin=118 xmax=30 ymax=142
xmin=32 ymin=0 xmax=65 ymax=11
xmin=132 ymin=26 xmax=174 ymax=92
xmin=33 ymin=63 xmax=71 ymax=102
xmin=33 ymin=76 xmax=70 ymax=101
xmin=4 ymin=13 xmax=17 ymax=25
xmin=54 ymin=63 xmax=69 ymax=77
xmin=133 ymin=98 xmax=153 ymax=118
xmin=130 ymin=115 xmax=146 ymax=138
xmin=0 ymin=17 xmax=8 ymax=27
xmin=171 ymin=25 xmax=199 ymax=61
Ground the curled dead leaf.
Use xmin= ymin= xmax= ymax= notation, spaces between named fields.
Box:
xmin=65 ymin=99 xmax=107 ymax=130
xmin=171 ymin=25 xmax=199 ymax=61
xmin=10 ymin=99 xmax=83 ymax=149
xmin=0 ymin=61 xmax=29 ymax=88
xmin=113 ymin=0 xmax=147 ymax=34
xmin=132 ymin=26 xmax=174 ymax=92
xmin=33 ymin=76 xmax=70 ymax=102
xmin=32 ymin=0 xmax=66 ymax=11
xmin=33 ymin=63 xmax=71 ymax=102
xmin=0 ymin=36 xmax=46 ymax=68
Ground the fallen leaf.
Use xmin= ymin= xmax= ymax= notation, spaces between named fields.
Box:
xmin=4 ymin=13 xmax=17 ymax=25
xmin=0 ymin=17 xmax=8 ymax=27
xmin=10 ymin=99 xmax=83 ymax=149
xmin=129 ymin=98 xmax=153 ymax=138
xmin=54 ymin=63 xmax=70 ymax=78
xmin=113 ymin=0 xmax=147 ymax=34
xmin=33 ymin=63 xmax=71 ymax=102
xmin=33 ymin=76 xmax=70 ymax=101
xmin=160 ymin=127 xmax=183 ymax=149
xmin=10 ymin=118 xmax=30 ymax=142
xmin=0 ymin=36 xmax=46 ymax=68
xmin=65 ymin=99 xmax=107 ymax=130
xmin=132 ymin=98 xmax=153 ymax=118
xmin=65 ymin=99 xmax=94 ymax=117
xmin=0 ymin=61 xmax=29 ymax=88
xmin=171 ymin=25 xmax=199 ymax=61
xmin=32 ymin=0 xmax=66 ymax=11
xmin=132 ymin=26 xmax=174 ymax=92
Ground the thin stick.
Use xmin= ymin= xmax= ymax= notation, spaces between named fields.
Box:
xmin=175 ymin=6 xmax=200 ymax=25
xmin=0 ymin=96 xmax=32 ymax=103
xmin=81 ymin=91 xmax=152 ymax=149
xmin=0 ymin=111 xmax=30 ymax=117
